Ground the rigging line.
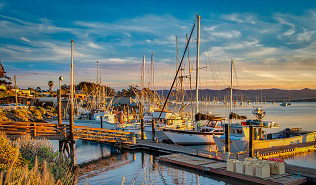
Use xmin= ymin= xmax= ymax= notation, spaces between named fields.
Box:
xmin=201 ymin=23 xmax=228 ymax=89
xmin=201 ymin=21 xmax=232 ymax=88
xmin=201 ymin=19 xmax=233 ymax=60
xmin=201 ymin=28 xmax=221 ymax=90
xmin=158 ymin=20 xmax=196 ymax=119
xmin=37 ymin=0 xmax=48 ymax=25
xmin=201 ymin=30 xmax=221 ymax=95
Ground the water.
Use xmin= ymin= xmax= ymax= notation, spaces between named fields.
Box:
xmin=71 ymin=141 xmax=252 ymax=185
xmin=53 ymin=102 xmax=316 ymax=184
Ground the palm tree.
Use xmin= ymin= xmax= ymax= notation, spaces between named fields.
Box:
xmin=48 ymin=81 xmax=54 ymax=92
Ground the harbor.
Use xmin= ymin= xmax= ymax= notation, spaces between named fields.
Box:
xmin=1 ymin=1 xmax=316 ymax=185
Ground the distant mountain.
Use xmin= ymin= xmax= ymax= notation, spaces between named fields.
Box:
xmin=156 ymin=88 xmax=316 ymax=102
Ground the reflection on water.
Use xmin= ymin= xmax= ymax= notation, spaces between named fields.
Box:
xmin=285 ymin=152 xmax=316 ymax=169
xmin=69 ymin=141 xmax=251 ymax=185
xmin=52 ymin=103 xmax=315 ymax=184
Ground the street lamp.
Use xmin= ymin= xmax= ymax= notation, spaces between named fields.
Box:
xmin=58 ymin=76 xmax=64 ymax=124
xmin=14 ymin=72 xmax=37 ymax=109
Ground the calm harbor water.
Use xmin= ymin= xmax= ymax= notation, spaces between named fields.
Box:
xmin=53 ymin=102 xmax=316 ymax=184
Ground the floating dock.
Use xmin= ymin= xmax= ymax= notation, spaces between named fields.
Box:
xmin=158 ymin=154 xmax=306 ymax=185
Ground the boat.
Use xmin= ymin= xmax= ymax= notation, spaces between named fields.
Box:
xmin=163 ymin=15 xmax=247 ymax=145
xmin=214 ymin=126 xmax=316 ymax=153
xmin=280 ymin=102 xmax=291 ymax=106
xmin=163 ymin=113 xmax=226 ymax=145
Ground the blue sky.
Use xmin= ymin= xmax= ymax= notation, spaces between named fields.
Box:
xmin=0 ymin=0 xmax=316 ymax=90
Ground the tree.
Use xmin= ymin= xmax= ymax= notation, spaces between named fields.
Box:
xmin=0 ymin=61 xmax=12 ymax=86
xmin=48 ymin=81 xmax=54 ymax=92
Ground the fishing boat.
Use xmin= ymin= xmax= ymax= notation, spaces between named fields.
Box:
xmin=214 ymin=126 xmax=316 ymax=153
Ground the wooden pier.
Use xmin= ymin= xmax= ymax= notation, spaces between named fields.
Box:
xmin=158 ymin=154 xmax=306 ymax=185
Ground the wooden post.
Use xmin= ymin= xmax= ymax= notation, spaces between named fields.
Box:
xmin=14 ymin=75 xmax=19 ymax=110
xmin=69 ymin=140 xmax=76 ymax=166
xmin=141 ymin=118 xmax=144 ymax=140
xmin=249 ymin=126 xmax=254 ymax=157
xmin=100 ymin=116 xmax=103 ymax=129
xmin=258 ymin=127 xmax=262 ymax=140
xmin=58 ymin=89 xmax=62 ymax=125
xmin=152 ymin=118 xmax=156 ymax=141
xmin=225 ymin=124 xmax=230 ymax=153
xmin=59 ymin=140 xmax=64 ymax=153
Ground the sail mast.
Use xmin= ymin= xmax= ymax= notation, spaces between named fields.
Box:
xmin=151 ymin=52 xmax=155 ymax=106
xmin=69 ymin=40 xmax=75 ymax=140
xmin=230 ymin=59 xmax=233 ymax=123
xmin=142 ymin=55 xmax=146 ymax=106
xmin=196 ymin=15 xmax=201 ymax=115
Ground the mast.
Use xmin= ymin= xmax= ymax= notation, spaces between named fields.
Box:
xmin=151 ymin=52 xmax=155 ymax=106
xmin=196 ymin=15 xmax=201 ymax=115
xmin=187 ymin=33 xmax=194 ymax=123
xmin=142 ymin=55 xmax=146 ymax=106
xmin=230 ymin=59 xmax=233 ymax=124
xmin=69 ymin=40 xmax=75 ymax=140
xmin=176 ymin=37 xmax=179 ymax=73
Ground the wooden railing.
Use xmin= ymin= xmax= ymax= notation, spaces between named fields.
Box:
xmin=0 ymin=122 xmax=135 ymax=144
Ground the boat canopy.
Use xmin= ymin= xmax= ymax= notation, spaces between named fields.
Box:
xmin=229 ymin=112 xmax=247 ymax=120
xmin=195 ymin=113 xmax=226 ymax=121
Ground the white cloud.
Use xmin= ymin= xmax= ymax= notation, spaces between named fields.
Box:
xmin=20 ymin=37 xmax=31 ymax=43
xmin=297 ymin=30 xmax=315 ymax=42
xmin=88 ymin=42 xmax=102 ymax=49
xmin=247 ymin=47 xmax=278 ymax=57
xmin=212 ymin=30 xmax=241 ymax=39
xmin=283 ymin=29 xmax=295 ymax=36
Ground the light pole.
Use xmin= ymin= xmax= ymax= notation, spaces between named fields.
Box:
xmin=58 ymin=76 xmax=64 ymax=124
xmin=14 ymin=72 xmax=37 ymax=109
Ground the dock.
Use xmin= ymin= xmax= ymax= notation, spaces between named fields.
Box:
xmin=1 ymin=121 xmax=316 ymax=184
xmin=158 ymin=154 xmax=306 ymax=185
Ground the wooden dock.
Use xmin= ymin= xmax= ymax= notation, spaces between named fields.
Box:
xmin=1 ymin=121 xmax=315 ymax=183
xmin=158 ymin=154 xmax=307 ymax=185
xmin=125 ymin=140 xmax=316 ymax=183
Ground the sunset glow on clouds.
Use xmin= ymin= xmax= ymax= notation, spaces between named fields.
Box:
xmin=0 ymin=0 xmax=315 ymax=90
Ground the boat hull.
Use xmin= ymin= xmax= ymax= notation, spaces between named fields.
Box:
xmin=214 ymin=131 xmax=316 ymax=153
xmin=214 ymin=137 xmax=248 ymax=153
xmin=163 ymin=129 xmax=223 ymax=145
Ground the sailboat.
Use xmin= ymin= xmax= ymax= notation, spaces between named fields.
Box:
xmin=162 ymin=15 xmax=230 ymax=145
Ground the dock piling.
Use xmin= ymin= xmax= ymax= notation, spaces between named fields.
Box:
xmin=100 ymin=116 xmax=103 ymax=129
xmin=225 ymin=124 xmax=230 ymax=154
xmin=152 ymin=119 xmax=156 ymax=141
xmin=249 ymin=125 xmax=254 ymax=157
xmin=141 ymin=118 xmax=145 ymax=140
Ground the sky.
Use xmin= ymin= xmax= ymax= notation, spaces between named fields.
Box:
xmin=0 ymin=0 xmax=316 ymax=91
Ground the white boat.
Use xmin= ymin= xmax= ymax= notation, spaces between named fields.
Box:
xmin=164 ymin=120 xmax=224 ymax=145
xmin=162 ymin=15 xmax=229 ymax=145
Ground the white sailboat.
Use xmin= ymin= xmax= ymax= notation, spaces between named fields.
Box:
xmin=163 ymin=15 xmax=228 ymax=145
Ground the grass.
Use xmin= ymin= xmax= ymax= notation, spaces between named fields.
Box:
xmin=0 ymin=133 xmax=76 ymax=185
